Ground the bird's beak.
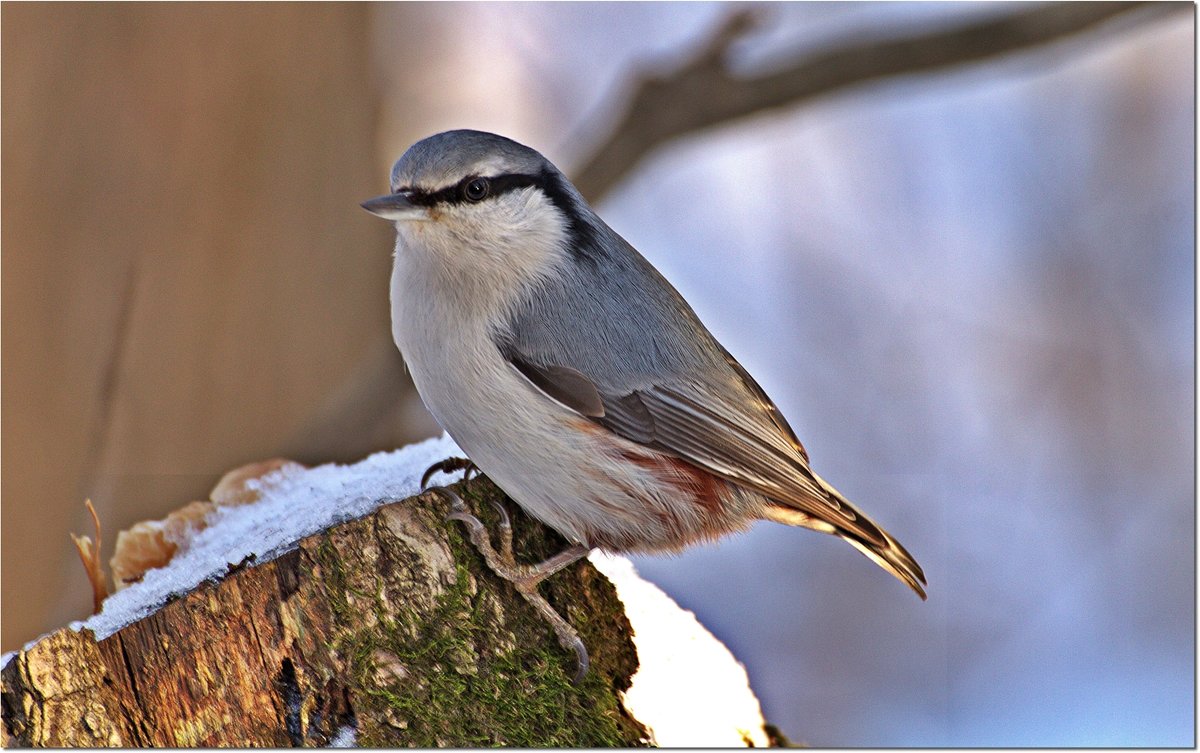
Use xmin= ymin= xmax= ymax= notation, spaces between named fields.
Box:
xmin=360 ymin=191 xmax=426 ymax=221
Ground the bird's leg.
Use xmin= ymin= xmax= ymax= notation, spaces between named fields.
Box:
xmin=437 ymin=488 xmax=591 ymax=683
xmin=421 ymin=456 xmax=480 ymax=490
xmin=423 ymin=456 xmax=510 ymax=559
xmin=486 ymin=494 xmax=515 ymax=564
xmin=441 ymin=489 xmax=587 ymax=587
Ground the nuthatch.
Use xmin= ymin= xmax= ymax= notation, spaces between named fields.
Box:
xmin=363 ymin=130 xmax=926 ymax=682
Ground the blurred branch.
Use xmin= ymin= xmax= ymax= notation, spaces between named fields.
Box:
xmin=573 ymin=1 xmax=1187 ymax=201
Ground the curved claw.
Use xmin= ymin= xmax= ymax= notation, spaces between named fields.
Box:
xmin=444 ymin=510 xmax=479 ymax=526
xmin=420 ymin=465 xmax=441 ymax=491
xmin=440 ymin=491 xmax=491 ymax=541
xmin=488 ymin=498 xmax=514 ymax=564
xmin=488 ymin=498 xmax=511 ymax=529
xmin=434 ymin=484 xmax=460 ymax=508
xmin=569 ymin=637 xmax=590 ymax=685
xmin=421 ymin=456 xmax=478 ymax=490
xmin=443 ymin=494 xmax=485 ymax=534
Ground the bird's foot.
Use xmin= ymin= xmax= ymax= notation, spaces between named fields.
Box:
xmin=421 ymin=456 xmax=480 ymax=490
xmin=436 ymin=488 xmax=591 ymax=683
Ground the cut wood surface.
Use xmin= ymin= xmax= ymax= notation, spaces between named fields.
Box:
xmin=1 ymin=480 xmax=649 ymax=747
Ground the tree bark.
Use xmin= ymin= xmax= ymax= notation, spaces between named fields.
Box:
xmin=1 ymin=480 xmax=649 ymax=747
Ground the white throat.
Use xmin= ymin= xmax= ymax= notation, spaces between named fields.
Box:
xmin=387 ymin=192 xmax=572 ymax=384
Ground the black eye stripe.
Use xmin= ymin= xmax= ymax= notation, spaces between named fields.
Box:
xmin=402 ymin=173 xmax=543 ymax=207
xmin=395 ymin=168 xmax=602 ymax=265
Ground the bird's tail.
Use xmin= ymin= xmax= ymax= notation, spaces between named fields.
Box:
xmin=762 ymin=471 xmax=927 ymax=600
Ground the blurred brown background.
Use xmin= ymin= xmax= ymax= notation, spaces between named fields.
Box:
xmin=2 ymin=4 xmax=438 ymax=652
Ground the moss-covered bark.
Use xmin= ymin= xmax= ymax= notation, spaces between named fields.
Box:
xmin=1 ymin=479 xmax=650 ymax=747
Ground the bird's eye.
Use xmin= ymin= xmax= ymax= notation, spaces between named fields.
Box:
xmin=463 ymin=178 xmax=490 ymax=202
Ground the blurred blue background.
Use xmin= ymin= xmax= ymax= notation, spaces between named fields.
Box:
xmin=5 ymin=3 xmax=1193 ymax=746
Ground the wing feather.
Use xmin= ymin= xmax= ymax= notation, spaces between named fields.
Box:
xmin=504 ymin=353 xmax=872 ymax=537
xmin=608 ymin=383 xmax=857 ymax=526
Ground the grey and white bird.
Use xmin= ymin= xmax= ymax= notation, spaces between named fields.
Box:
xmin=362 ymin=129 xmax=926 ymax=681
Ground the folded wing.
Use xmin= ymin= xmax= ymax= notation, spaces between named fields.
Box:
xmin=507 ymin=348 xmax=927 ymax=599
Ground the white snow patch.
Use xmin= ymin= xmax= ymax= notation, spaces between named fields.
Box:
xmin=590 ymin=552 xmax=770 ymax=748
xmin=74 ymin=434 xmax=462 ymax=642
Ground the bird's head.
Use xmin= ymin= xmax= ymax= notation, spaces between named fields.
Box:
xmin=363 ymin=130 xmax=596 ymax=287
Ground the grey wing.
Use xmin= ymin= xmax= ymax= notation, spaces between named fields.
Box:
xmin=499 ymin=231 xmax=795 ymax=474
xmin=508 ymin=346 xmax=928 ymax=598
xmin=501 ymin=232 xmax=924 ymax=597
xmin=507 ymin=346 xmax=861 ymax=532
xmin=501 ymin=233 xmax=859 ymax=530
xmin=499 ymin=218 xmax=807 ymax=464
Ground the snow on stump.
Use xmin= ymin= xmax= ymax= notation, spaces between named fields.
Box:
xmin=1 ymin=435 xmax=776 ymax=747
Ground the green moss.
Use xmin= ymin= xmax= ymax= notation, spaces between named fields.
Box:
xmin=314 ymin=479 xmax=648 ymax=747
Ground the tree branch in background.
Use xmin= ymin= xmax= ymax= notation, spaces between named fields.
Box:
xmin=573 ymin=1 xmax=1187 ymax=202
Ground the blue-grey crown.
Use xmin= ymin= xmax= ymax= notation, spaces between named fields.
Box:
xmin=389 ymin=130 xmax=605 ymax=263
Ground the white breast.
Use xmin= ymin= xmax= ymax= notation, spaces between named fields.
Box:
xmin=388 ymin=225 xmax=757 ymax=551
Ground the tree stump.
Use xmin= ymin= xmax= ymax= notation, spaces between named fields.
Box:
xmin=1 ymin=479 xmax=650 ymax=747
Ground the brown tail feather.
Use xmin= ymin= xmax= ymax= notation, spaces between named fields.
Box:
xmin=762 ymin=473 xmax=927 ymax=600
xmin=839 ymin=526 xmax=927 ymax=600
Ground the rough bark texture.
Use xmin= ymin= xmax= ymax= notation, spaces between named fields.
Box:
xmin=1 ymin=480 xmax=649 ymax=747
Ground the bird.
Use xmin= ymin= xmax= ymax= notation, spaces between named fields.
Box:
xmin=361 ymin=129 xmax=926 ymax=682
